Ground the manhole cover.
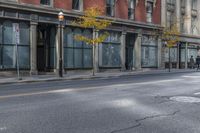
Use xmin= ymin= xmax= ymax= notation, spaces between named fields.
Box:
xmin=170 ymin=96 xmax=200 ymax=103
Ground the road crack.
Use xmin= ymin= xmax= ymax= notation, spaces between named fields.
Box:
xmin=109 ymin=110 xmax=180 ymax=133
xmin=110 ymin=123 xmax=141 ymax=133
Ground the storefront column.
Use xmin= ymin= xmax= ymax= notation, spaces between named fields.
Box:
xmin=55 ymin=25 xmax=64 ymax=75
xmin=157 ymin=37 xmax=162 ymax=68
xmin=185 ymin=43 xmax=188 ymax=69
xmin=30 ymin=21 xmax=38 ymax=75
xmin=134 ymin=33 xmax=142 ymax=70
xmin=93 ymin=29 xmax=99 ymax=73
xmin=120 ymin=31 xmax=126 ymax=71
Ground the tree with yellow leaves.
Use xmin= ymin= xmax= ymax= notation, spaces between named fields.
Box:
xmin=162 ymin=22 xmax=180 ymax=72
xmin=72 ymin=6 xmax=112 ymax=76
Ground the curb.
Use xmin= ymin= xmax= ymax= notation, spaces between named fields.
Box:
xmin=0 ymin=70 xmax=198 ymax=85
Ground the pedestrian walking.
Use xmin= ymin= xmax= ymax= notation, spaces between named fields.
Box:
xmin=196 ymin=56 xmax=200 ymax=71
xmin=190 ymin=56 xmax=195 ymax=69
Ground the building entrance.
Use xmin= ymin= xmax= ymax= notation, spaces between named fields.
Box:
xmin=37 ymin=24 xmax=56 ymax=72
xmin=125 ymin=33 xmax=136 ymax=70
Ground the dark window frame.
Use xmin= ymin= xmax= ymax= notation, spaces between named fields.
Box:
xmin=106 ymin=0 xmax=115 ymax=17
xmin=40 ymin=0 xmax=51 ymax=6
xmin=128 ymin=0 xmax=136 ymax=20
xmin=72 ymin=0 xmax=80 ymax=10
xmin=146 ymin=1 xmax=153 ymax=23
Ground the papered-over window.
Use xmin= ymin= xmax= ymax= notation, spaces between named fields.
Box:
xmin=0 ymin=21 xmax=30 ymax=69
xmin=100 ymin=31 xmax=121 ymax=67
xmin=64 ymin=28 xmax=92 ymax=69
xmin=141 ymin=35 xmax=158 ymax=67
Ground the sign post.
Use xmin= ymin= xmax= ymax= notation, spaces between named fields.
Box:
xmin=13 ymin=23 xmax=22 ymax=80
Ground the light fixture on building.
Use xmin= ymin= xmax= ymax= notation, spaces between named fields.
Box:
xmin=58 ymin=11 xmax=64 ymax=22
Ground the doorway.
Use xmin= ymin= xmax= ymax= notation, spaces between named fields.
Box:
xmin=37 ymin=24 xmax=56 ymax=72
xmin=125 ymin=33 xmax=136 ymax=70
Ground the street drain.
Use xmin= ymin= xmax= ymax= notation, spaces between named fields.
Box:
xmin=170 ymin=96 xmax=200 ymax=103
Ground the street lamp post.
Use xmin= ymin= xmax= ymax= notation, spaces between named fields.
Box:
xmin=58 ymin=11 xmax=64 ymax=77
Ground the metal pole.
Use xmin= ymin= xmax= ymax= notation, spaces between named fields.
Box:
xmin=92 ymin=28 xmax=96 ymax=76
xmin=59 ymin=21 xmax=63 ymax=77
xmin=16 ymin=43 xmax=21 ymax=80
xmin=169 ymin=47 xmax=171 ymax=72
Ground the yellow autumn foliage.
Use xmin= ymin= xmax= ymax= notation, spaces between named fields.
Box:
xmin=72 ymin=6 xmax=112 ymax=45
xmin=162 ymin=23 xmax=180 ymax=48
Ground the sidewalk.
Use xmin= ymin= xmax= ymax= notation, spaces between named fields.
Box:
xmin=0 ymin=69 xmax=197 ymax=85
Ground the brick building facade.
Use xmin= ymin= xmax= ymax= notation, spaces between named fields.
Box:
xmin=0 ymin=0 xmax=162 ymax=75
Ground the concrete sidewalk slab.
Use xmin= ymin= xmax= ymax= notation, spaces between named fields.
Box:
xmin=0 ymin=69 xmax=197 ymax=85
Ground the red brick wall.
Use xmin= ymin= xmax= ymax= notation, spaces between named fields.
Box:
xmin=19 ymin=0 xmax=40 ymax=5
xmin=18 ymin=0 xmax=161 ymax=25
xmin=135 ymin=0 xmax=146 ymax=23
xmin=54 ymin=0 xmax=72 ymax=10
xmin=115 ymin=0 xmax=128 ymax=19
xmin=152 ymin=0 xmax=161 ymax=24
xmin=83 ymin=0 xmax=106 ymax=15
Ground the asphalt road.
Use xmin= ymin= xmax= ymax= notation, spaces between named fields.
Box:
xmin=1 ymin=72 xmax=200 ymax=133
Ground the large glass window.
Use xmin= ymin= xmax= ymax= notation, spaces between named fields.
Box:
xmin=64 ymin=28 xmax=92 ymax=69
xmin=101 ymin=32 xmax=121 ymax=67
xmin=106 ymin=0 xmax=115 ymax=17
xmin=128 ymin=0 xmax=136 ymax=20
xmin=141 ymin=35 xmax=158 ymax=67
xmin=146 ymin=1 xmax=153 ymax=23
xmin=0 ymin=21 xmax=30 ymax=69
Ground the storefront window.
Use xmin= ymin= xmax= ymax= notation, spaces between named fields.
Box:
xmin=181 ymin=48 xmax=185 ymax=62
xmin=1 ymin=21 xmax=30 ymax=69
xmin=141 ymin=35 xmax=158 ymax=67
xmin=101 ymin=31 xmax=121 ymax=67
xmin=18 ymin=22 xmax=30 ymax=68
xmin=164 ymin=47 xmax=177 ymax=62
xmin=188 ymin=44 xmax=198 ymax=62
xmin=64 ymin=28 xmax=92 ymax=69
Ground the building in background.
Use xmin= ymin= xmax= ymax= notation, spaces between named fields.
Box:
xmin=161 ymin=0 xmax=200 ymax=69
xmin=0 ymin=0 xmax=162 ymax=75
